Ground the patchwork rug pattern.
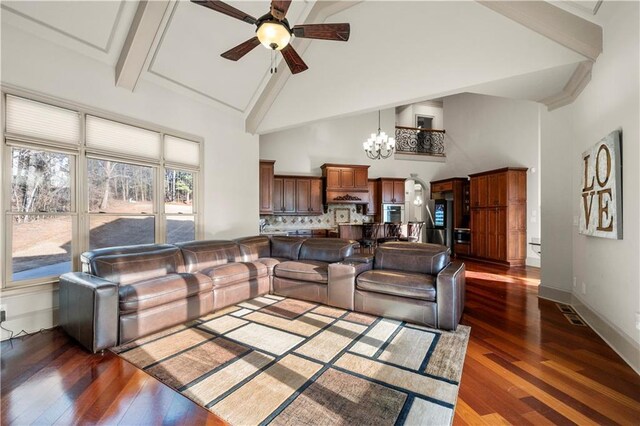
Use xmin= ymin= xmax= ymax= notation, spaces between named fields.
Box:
xmin=112 ymin=295 xmax=470 ymax=425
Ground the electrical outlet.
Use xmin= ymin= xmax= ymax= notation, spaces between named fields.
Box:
xmin=581 ymin=282 xmax=587 ymax=295
xmin=635 ymin=312 xmax=640 ymax=331
xmin=573 ymin=277 xmax=577 ymax=290
xmin=0 ymin=304 xmax=6 ymax=322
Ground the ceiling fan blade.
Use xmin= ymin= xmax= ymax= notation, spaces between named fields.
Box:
xmin=270 ymin=0 xmax=291 ymax=20
xmin=292 ymin=23 xmax=350 ymax=41
xmin=191 ymin=0 xmax=257 ymax=25
xmin=281 ymin=44 xmax=308 ymax=74
xmin=221 ymin=37 xmax=261 ymax=61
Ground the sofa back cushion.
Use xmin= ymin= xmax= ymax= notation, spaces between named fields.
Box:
xmin=270 ymin=236 xmax=303 ymax=260
xmin=299 ymin=238 xmax=356 ymax=263
xmin=235 ymin=235 xmax=271 ymax=261
xmin=176 ymin=240 xmax=242 ymax=273
xmin=81 ymin=243 xmax=176 ymax=274
xmin=374 ymin=242 xmax=450 ymax=275
xmin=90 ymin=247 xmax=186 ymax=285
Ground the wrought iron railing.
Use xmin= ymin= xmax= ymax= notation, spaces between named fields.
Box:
xmin=395 ymin=126 xmax=446 ymax=156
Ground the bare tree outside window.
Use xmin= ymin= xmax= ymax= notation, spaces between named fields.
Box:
xmin=10 ymin=148 xmax=72 ymax=280
xmin=87 ymin=159 xmax=155 ymax=249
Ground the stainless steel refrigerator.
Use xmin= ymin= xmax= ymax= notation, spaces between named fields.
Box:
xmin=425 ymin=199 xmax=453 ymax=248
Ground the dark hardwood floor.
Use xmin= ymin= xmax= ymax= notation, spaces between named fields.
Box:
xmin=2 ymin=260 xmax=639 ymax=425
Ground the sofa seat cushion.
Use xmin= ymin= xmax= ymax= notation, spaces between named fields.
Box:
xmin=274 ymin=260 xmax=329 ymax=283
xmin=356 ymin=270 xmax=436 ymax=301
xmin=257 ymin=257 xmax=289 ymax=275
xmin=119 ymin=272 xmax=212 ymax=313
xmin=201 ymin=261 xmax=268 ymax=288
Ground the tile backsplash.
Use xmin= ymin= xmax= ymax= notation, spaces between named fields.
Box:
xmin=261 ymin=204 xmax=372 ymax=230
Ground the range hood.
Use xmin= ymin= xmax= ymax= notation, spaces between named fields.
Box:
xmin=321 ymin=163 xmax=370 ymax=205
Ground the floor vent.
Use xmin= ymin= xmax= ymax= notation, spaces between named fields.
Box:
xmin=556 ymin=303 xmax=587 ymax=326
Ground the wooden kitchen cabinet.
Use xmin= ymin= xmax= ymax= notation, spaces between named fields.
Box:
xmin=259 ymin=160 xmax=275 ymax=214
xmin=322 ymin=164 xmax=369 ymax=191
xmin=274 ymin=175 xmax=322 ymax=215
xmin=366 ymin=179 xmax=378 ymax=215
xmin=379 ymin=178 xmax=405 ymax=204
xmin=468 ymin=167 xmax=527 ymax=266
xmin=273 ymin=177 xmax=296 ymax=214
xmin=295 ymin=178 xmax=323 ymax=214
xmin=470 ymin=175 xmax=488 ymax=207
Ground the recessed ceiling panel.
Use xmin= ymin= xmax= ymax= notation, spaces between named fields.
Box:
xmin=1 ymin=1 xmax=123 ymax=51
xmin=150 ymin=1 xmax=309 ymax=112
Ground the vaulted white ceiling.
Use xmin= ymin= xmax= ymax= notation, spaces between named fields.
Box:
xmin=1 ymin=1 xmax=601 ymax=134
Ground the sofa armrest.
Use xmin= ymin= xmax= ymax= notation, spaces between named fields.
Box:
xmin=328 ymin=261 xmax=373 ymax=310
xmin=344 ymin=254 xmax=374 ymax=264
xmin=59 ymin=272 xmax=119 ymax=353
xmin=436 ymin=261 xmax=466 ymax=331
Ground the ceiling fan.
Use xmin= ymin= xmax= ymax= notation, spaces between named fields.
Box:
xmin=191 ymin=0 xmax=350 ymax=74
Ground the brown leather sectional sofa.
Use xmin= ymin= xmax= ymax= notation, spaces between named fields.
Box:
xmin=59 ymin=236 xmax=465 ymax=353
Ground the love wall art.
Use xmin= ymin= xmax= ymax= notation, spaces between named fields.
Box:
xmin=579 ymin=130 xmax=623 ymax=239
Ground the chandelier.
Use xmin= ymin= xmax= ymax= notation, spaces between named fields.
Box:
xmin=363 ymin=110 xmax=395 ymax=160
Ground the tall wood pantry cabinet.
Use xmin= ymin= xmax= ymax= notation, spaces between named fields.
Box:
xmin=469 ymin=167 xmax=527 ymax=267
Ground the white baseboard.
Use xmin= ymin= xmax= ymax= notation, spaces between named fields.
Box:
xmin=571 ymin=295 xmax=640 ymax=375
xmin=526 ymin=256 xmax=541 ymax=267
xmin=1 ymin=307 xmax=58 ymax=340
xmin=538 ymin=286 xmax=640 ymax=374
xmin=538 ymin=284 xmax=572 ymax=304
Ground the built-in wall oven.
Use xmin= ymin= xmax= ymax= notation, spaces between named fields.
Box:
xmin=382 ymin=204 xmax=404 ymax=223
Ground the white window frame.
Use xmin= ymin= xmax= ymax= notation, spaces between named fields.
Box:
xmin=1 ymin=86 xmax=204 ymax=289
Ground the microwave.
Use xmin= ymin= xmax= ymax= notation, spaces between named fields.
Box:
xmin=382 ymin=204 xmax=404 ymax=223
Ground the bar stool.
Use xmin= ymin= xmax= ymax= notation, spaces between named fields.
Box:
xmin=400 ymin=221 xmax=425 ymax=242
xmin=358 ymin=222 xmax=381 ymax=253
xmin=378 ymin=222 xmax=402 ymax=244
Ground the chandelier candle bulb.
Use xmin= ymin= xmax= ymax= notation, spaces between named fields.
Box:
xmin=364 ymin=110 xmax=395 ymax=160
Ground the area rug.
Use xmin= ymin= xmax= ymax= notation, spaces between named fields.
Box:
xmin=112 ymin=295 xmax=470 ymax=425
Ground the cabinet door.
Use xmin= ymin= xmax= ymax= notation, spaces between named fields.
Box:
xmin=471 ymin=208 xmax=487 ymax=258
xmin=354 ymin=168 xmax=368 ymax=189
xmin=488 ymin=172 xmax=507 ymax=206
xmin=309 ymin=179 xmax=323 ymax=213
xmin=296 ymin=179 xmax=311 ymax=213
xmin=470 ymin=176 xmax=488 ymax=207
xmin=393 ymin=180 xmax=405 ymax=203
xmin=487 ymin=208 xmax=507 ymax=260
xmin=367 ymin=180 xmax=378 ymax=215
xmin=326 ymin=169 xmax=340 ymax=189
xmin=381 ymin=180 xmax=394 ymax=203
xmin=282 ymin=178 xmax=296 ymax=213
xmin=273 ymin=178 xmax=283 ymax=212
xmin=508 ymin=170 xmax=527 ymax=203
xmin=259 ymin=162 xmax=274 ymax=214
xmin=340 ymin=169 xmax=355 ymax=188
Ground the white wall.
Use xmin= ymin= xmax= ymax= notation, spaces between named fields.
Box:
xmin=0 ymin=22 xmax=259 ymax=338
xmin=539 ymin=1 xmax=639 ymax=371
xmin=443 ymin=93 xmax=541 ymax=265
xmin=540 ymin=105 xmax=574 ymax=295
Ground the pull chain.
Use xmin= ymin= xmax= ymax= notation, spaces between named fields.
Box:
xmin=270 ymin=50 xmax=278 ymax=74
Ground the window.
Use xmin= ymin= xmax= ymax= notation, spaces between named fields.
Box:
xmin=3 ymin=92 xmax=202 ymax=287
xmin=88 ymin=159 xmax=156 ymax=250
xmin=8 ymin=147 xmax=74 ymax=281
xmin=165 ymin=169 xmax=195 ymax=243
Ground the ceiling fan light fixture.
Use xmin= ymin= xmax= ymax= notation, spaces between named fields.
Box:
xmin=256 ymin=21 xmax=291 ymax=51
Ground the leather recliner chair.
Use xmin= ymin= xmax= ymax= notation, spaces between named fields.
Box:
xmin=354 ymin=242 xmax=465 ymax=330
